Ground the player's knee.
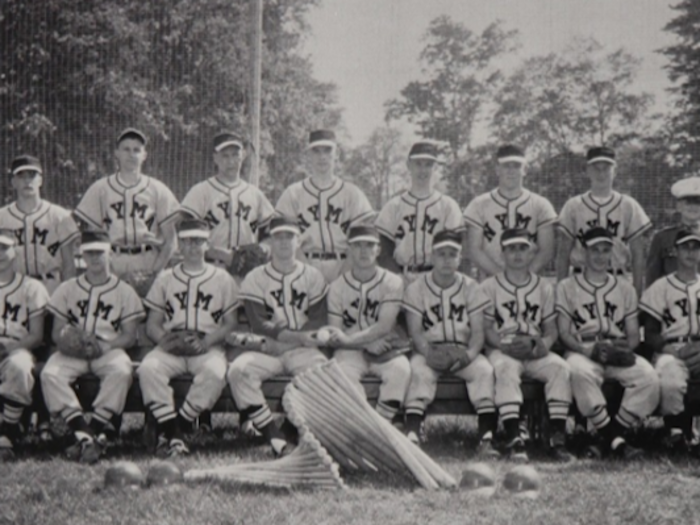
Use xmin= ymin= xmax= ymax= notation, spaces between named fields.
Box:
xmin=5 ymin=353 xmax=34 ymax=377
xmin=135 ymin=357 xmax=161 ymax=381
xmin=470 ymin=355 xmax=494 ymax=376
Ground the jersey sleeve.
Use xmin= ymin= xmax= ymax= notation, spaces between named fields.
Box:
xmin=348 ymin=185 xmax=375 ymax=226
xmin=402 ymin=279 xmax=423 ymax=316
xmin=382 ymin=273 xmax=404 ymax=304
xmin=327 ymin=278 xmax=344 ymax=319
xmin=155 ymin=181 xmax=180 ymax=226
xmin=639 ymin=279 xmax=664 ymax=320
xmin=144 ymin=273 xmax=168 ymax=312
xmin=26 ymin=280 xmax=50 ymax=319
xmin=307 ymin=267 xmax=329 ymax=306
xmin=540 ymin=278 xmax=557 ymax=322
xmin=239 ymin=268 xmax=266 ymax=305
xmin=478 ymin=278 xmax=497 ymax=319
xmin=275 ymin=186 xmax=297 ymax=218
xmin=622 ymin=280 xmax=639 ymax=319
xmin=220 ymin=272 xmax=241 ymax=317
xmin=56 ymin=210 xmax=80 ymax=247
xmin=623 ymin=197 xmax=652 ymax=242
xmin=444 ymin=196 xmax=466 ymax=233
xmin=74 ymin=181 xmax=104 ymax=229
xmin=536 ymin=195 xmax=558 ymax=229
xmin=180 ymin=184 xmax=205 ymax=219
xmin=465 ymin=280 xmax=490 ymax=315
xmin=463 ymin=197 xmax=483 ymax=229
xmin=557 ymin=198 xmax=576 ymax=239
xmin=255 ymin=188 xmax=275 ymax=229
xmin=120 ymin=284 xmax=147 ymax=323
xmin=645 ymin=231 xmax=665 ymax=287
xmin=375 ymin=198 xmax=398 ymax=239
xmin=555 ymin=280 xmax=574 ymax=320
xmin=47 ymin=282 xmax=70 ymax=320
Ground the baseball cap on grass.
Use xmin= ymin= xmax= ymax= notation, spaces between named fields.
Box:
xmin=496 ymin=145 xmax=526 ymax=165
xmin=408 ymin=141 xmax=439 ymax=162
xmin=177 ymin=219 xmax=210 ymax=239
xmin=80 ymin=230 xmax=111 ymax=252
xmin=10 ymin=155 xmax=42 ymax=176
xmin=500 ymin=228 xmax=533 ymax=248
xmin=348 ymin=225 xmax=380 ymax=244
xmin=581 ymin=227 xmax=614 ymax=247
xmin=432 ymin=230 xmax=462 ymax=251
xmin=586 ymin=146 xmax=616 ymax=166
xmin=307 ymin=130 xmax=336 ymax=149
xmin=213 ymin=132 xmax=245 ymax=152
xmin=269 ymin=216 xmax=301 ymax=235
xmin=675 ymin=230 xmax=700 ymax=246
xmin=117 ymin=128 xmax=147 ymax=146
xmin=671 ymin=177 xmax=700 ymax=200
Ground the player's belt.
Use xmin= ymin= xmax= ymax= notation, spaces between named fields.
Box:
xmin=30 ymin=272 xmax=56 ymax=281
xmin=665 ymin=336 xmax=700 ymax=344
xmin=572 ymin=267 xmax=625 ymax=276
xmin=304 ymin=252 xmax=346 ymax=261
xmin=112 ymin=244 xmax=154 ymax=255
xmin=580 ymin=334 xmax=622 ymax=342
xmin=172 ymin=329 xmax=206 ymax=338
xmin=401 ymin=263 xmax=433 ymax=273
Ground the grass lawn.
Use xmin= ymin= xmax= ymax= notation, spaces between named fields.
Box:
xmin=1 ymin=416 xmax=699 ymax=525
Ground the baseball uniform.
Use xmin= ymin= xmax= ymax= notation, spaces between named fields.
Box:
xmin=0 ymin=201 xmax=79 ymax=294
xmin=137 ymin=263 xmax=239 ymax=425
xmin=480 ymin=272 xmax=571 ymax=423
xmin=328 ymin=267 xmax=409 ymax=420
xmin=41 ymin=274 xmax=145 ymax=427
xmin=463 ymin=189 xmax=557 ymax=269
xmin=556 ymin=274 xmax=659 ymax=429
xmin=275 ymin=178 xmax=374 ymax=282
xmin=74 ymin=173 xmax=180 ymax=274
xmin=227 ymin=260 xmax=328 ymax=431
xmin=375 ymin=191 xmax=464 ymax=281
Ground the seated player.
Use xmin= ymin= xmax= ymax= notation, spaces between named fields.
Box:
xmin=137 ymin=219 xmax=239 ymax=458
xmin=481 ymin=228 xmax=573 ymax=462
xmin=41 ymin=231 xmax=145 ymax=463
xmin=324 ymin=225 xmax=410 ymax=423
xmin=0 ymin=230 xmax=50 ymax=461
xmin=557 ymin=227 xmax=660 ymax=460
xmin=403 ymin=230 xmax=499 ymax=457
xmin=641 ymin=230 xmax=700 ymax=455
xmin=227 ymin=216 xmax=329 ymax=456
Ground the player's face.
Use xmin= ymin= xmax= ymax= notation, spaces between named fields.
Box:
xmin=677 ymin=197 xmax=700 ymax=223
xmin=0 ymin=244 xmax=16 ymax=270
xmin=82 ymin=249 xmax=109 ymax=272
xmin=407 ymin=158 xmax=436 ymax=185
xmin=306 ymin=146 xmax=336 ymax=177
xmin=496 ymin=161 xmax=525 ymax=189
xmin=179 ymin=237 xmax=208 ymax=262
xmin=115 ymin=139 xmax=147 ymax=173
xmin=586 ymin=161 xmax=616 ymax=186
xmin=214 ymin=146 xmax=245 ymax=176
xmin=12 ymin=170 xmax=42 ymax=196
xmin=585 ymin=242 xmax=613 ymax=272
xmin=431 ymin=246 xmax=461 ymax=277
xmin=349 ymin=241 xmax=379 ymax=269
xmin=270 ymin=231 xmax=299 ymax=260
xmin=502 ymin=243 xmax=535 ymax=270
xmin=677 ymin=241 xmax=700 ymax=268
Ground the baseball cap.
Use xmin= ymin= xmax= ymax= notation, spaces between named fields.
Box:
xmin=675 ymin=230 xmax=700 ymax=246
xmin=586 ymin=146 xmax=616 ymax=166
xmin=581 ymin=227 xmax=614 ymax=247
xmin=307 ymin=130 xmax=336 ymax=149
xmin=500 ymin=228 xmax=533 ymax=247
xmin=432 ymin=230 xmax=462 ymax=251
xmin=348 ymin=225 xmax=380 ymax=244
xmin=496 ymin=145 xmax=526 ymax=165
xmin=0 ymin=228 xmax=16 ymax=247
xmin=117 ymin=128 xmax=147 ymax=146
xmin=80 ymin=230 xmax=111 ymax=252
xmin=671 ymin=177 xmax=700 ymax=200
xmin=213 ymin=132 xmax=245 ymax=152
xmin=10 ymin=155 xmax=42 ymax=176
xmin=269 ymin=216 xmax=301 ymax=235
xmin=408 ymin=141 xmax=439 ymax=162
xmin=177 ymin=219 xmax=210 ymax=239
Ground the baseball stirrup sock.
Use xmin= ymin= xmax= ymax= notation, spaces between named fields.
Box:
xmin=547 ymin=400 xmax=570 ymax=420
xmin=376 ymin=400 xmax=401 ymax=420
xmin=589 ymin=405 xmax=610 ymax=430
xmin=248 ymin=405 xmax=273 ymax=430
xmin=404 ymin=407 xmax=425 ymax=434
xmin=478 ymin=412 xmax=498 ymax=438
xmin=2 ymin=402 xmax=24 ymax=426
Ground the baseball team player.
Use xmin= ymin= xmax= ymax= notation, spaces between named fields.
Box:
xmin=180 ymin=131 xmax=275 ymax=271
xmin=0 ymin=155 xmax=79 ymax=294
xmin=640 ymin=229 xmax=700 ymax=455
xmin=41 ymin=231 xmax=145 ymax=463
xmin=74 ymin=128 xmax=180 ymax=276
xmin=557 ymin=227 xmax=659 ymax=459
xmin=275 ymin=130 xmax=375 ymax=283
xmin=0 ymin=229 xmax=50 ymax=461
xmin=227 ymin=216 xmax=329 ymax=456
xmin=480 ymin=228 xmax=573 ymax=462
xmin=646 ymin=177 xmax=700 ymax=285
xmin=137 ymin=219 xmax=239 ymax=457
xmin=324 ymin=225 xmax=410 ymax=422
xmin=556 ymin=147 xmax=652 ymax=296
xmin=464 ymin=145 xmax=557 ymax=277
xmin=403 ymin=230 xmax=499 ymax=457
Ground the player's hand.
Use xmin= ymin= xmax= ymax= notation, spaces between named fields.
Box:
xmin=449 ymin=353 xmax=472 ymax=373
xmin=298 ymin=331 xmax=321 ymax=348
xmin=364 ymin=338 xmax=392 ymax=356
xmin=528 ymin=336 xmax=548 ymax=359
xmin=501 ymin=335 xmax=534 ymax=360
xmin=326 ymin=327 xmax=351 ymax=348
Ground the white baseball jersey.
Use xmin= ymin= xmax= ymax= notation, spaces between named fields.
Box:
xmin=49 ymin=274 xmax=146 ymax=341
xmin=180 ymin=177 xmax=275 ymax=249
xmin=463 ymin=189 xmax=557 ymax=265
xmin=556 ymin=274 xmax=637 ymax=339
xmin=558 ymin=191 xmax=652 ymax=270
xmin=240 ymin=261 xmax=327 ymax=330
xmin=328 ymin=268 xmax=403 ymax=334
xmin=0 ymin=201 xmax=79 ymax=278
xmin=74 ymin=173 xmax=179 ymax=247
xmin=480 ymin=272 xmax=556 ymax=337
xmin=145 ymin=264 xmax=239 ymax=334
xmin=375 ymin=191 xmax=464 ymax=267
xmin=403 ymin=272 xmax=489 ymax=344
xmin=640 ymin=274 xmax=700 ymax=340
xmin=275 ymin=178 xmax=374 ymax=255
xmin=0 ymin=274 xmax=49 ymax=340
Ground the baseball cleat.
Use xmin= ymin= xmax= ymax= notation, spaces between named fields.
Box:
xmin=611 ymin=441 xmax=644 ymax=460
xmin=476 ymin=438 xmax=501 ymax=459
xmin=80 ymin=438 xmax=104 ymax=464
xmin=166 ymin=438 xmax=190 ymax=458
xmin=549 ymin=432 xmax=574 ymax=462
xmin=406 ymin=431 xmax=421 ymax=446
xmin=505 ymin=437 xmax=529 ymax=463
xmin=663 ymin=431 xmax=688 ymax=456
xmin=0 ymin=436 xmax=15 ymax=462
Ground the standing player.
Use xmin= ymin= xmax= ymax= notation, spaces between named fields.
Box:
xmin=74 ymin=128 xmax=180 ymax=277
xmin=403 ymin=230 xmax=499 ymax=457
xmin=556 ymin=146 xmax=652 ymax=296
xmin=480 ymin=228 xmax=573 ymax=462
xmin=641 ymin=230 xmax=700 ymax=455
xmin=275 ymin=130 xmax=374 ymax=283
xmin=0 ymin=155 xmax=79 ymax=294
xmin=179 ymin=131 xmax=275 ymax=270
xmin=0 ymin=230 xmax=50 ymax=460
xmin=375 ymin=141 xmax=464 ymax=282
xmin=137 ymin=219 xmax=239 ymax=457
xmin=324 ymin=225 xmax=410 ymax=423
xmin=464 ymin=145 xmax=557 ymax=277
xmin=646 ymin=177 xmax=700 ymax=284
xmin=227 ymin=216 xmax=329 ymax=456
xmin=557 ymin=227 xmax=659 ymax=459
xmin=41 ymin=231 xmax=145 ymax=463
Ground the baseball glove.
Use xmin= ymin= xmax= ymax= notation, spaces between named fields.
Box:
xmin=364 ymin=333 xmax=412 ymax=364
xmin=590 ymin=340 xmax=635 ymax=368
xmin=425 ymin=342 xmax=470 ymax=373
xmin=227 ymin=244 xmax=270 ymax=279
xmin=122 ymin=270 xmax=157 ymax=298
xmin=225 ymin=332 xmax=266 ymax=351
xmin=678 ymin=341 xmax=700 ymax=377
xmin=56 ymin=325 xmax=103 ymax=360
xmin=500 ymin=335 xmax=536 ymax=361
xmin=160 ymin=331 xmax=205 ymax=357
